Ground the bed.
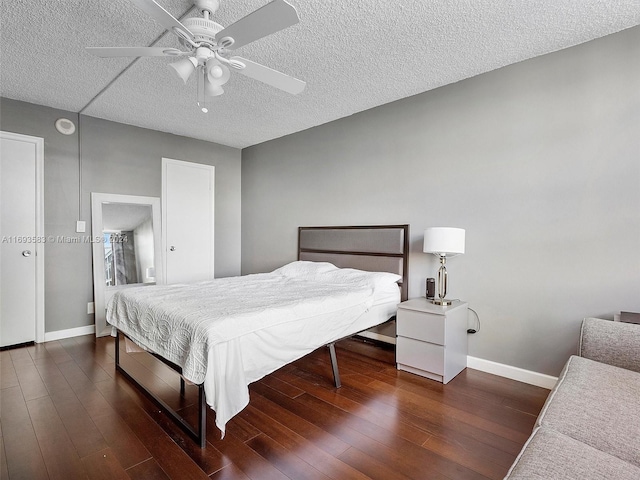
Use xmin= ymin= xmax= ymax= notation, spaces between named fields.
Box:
xmin=107 ymin=224 xmax=409 ymax=446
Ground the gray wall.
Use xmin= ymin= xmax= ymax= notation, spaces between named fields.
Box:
xmin=241 ymin=26 xmax=640 ymax=376
xmin=0 ymin=98 xmax=241 ymax=333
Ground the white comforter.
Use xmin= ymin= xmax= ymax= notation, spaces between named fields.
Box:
xmin=106 ymin=264 xmax=399 ymax=435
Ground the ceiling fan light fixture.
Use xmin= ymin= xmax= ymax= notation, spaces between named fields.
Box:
xmin=205 ymin=77 xmax=224 ymax=97
xmin=206 ymin=58 xmax=230 ymax=86
xmin=169 ymin=57 xmax=198 ymax=84
xmin=197 ymin=65 xmax=224 ymax=113
xmin=210 ymin=65 xmax=223 ymax=79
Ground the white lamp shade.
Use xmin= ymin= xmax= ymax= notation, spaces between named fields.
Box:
xmin=169 ymin=57 xmax=197 ymax=84
xmin=206 ymin=58 xmax=230 ymax=87
xmin=423 ymin=227 xmax=465 ymax=255
xmin=204 ymin=77 xmax=224 ymax=97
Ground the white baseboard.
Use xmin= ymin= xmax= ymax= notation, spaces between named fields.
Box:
xmin=44 ymin=325 xmax=95 ymax=342
xmin=467 ymin=356 xmax=558 ymax=390
xmin=39 ymin=327 xmax=555 ymax=388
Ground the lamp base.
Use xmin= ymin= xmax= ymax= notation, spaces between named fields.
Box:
xmin=431 ymin=298 xmax=454 ymax=306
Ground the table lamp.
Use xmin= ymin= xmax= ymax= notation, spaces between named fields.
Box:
xmin=423 ymin=227 xmax=465 ymax=305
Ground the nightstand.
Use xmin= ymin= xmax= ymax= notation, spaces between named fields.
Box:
xmin=396 ymin=298 xmax=468 ymax=384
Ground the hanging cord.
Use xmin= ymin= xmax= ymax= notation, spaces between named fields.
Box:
xmin=467 ymin=307 xmax=481 ymax=334
xmin=77 ymin=112 xmax=82 ymax=221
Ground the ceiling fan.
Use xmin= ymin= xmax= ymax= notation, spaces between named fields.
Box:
xmin=87 ymin=0 xmax=306 ymax=112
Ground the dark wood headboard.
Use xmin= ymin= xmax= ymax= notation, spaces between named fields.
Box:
xmin=298 ymin=225 xmax=409 ymax=301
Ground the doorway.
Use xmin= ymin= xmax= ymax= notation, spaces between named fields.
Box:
xmin=162 ymin=158 xmax=215 ymax=284
xmin=0 ymin=131 xmax=45 ymax=348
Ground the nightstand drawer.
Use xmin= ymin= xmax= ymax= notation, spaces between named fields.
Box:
xmin=396 ymin=336 xmax=444 ymax=375
xmin=396 ymin=308 xmax=445 ymax=345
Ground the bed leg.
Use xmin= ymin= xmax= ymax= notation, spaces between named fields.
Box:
xmin=328 ymin=343 xmax=341 ymax=388
xmin=180 ymin=377 xmax=185 ymax=396
xmin=115 ymin=330 xmax=120 ymax=366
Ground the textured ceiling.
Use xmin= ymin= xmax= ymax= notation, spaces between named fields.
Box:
xmin=1 ymin=1 xmax=639 ymax=149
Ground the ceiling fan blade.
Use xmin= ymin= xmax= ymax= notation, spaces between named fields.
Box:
xmin=130 ymin=0 xmax=194 ymax=42
xmin=231 ymin=56 xmax=305 ymax=95
xmin=86 ymin=47 xmax=187 ymax=57
xmin=216 ymin=0 xmax=299 ymax=51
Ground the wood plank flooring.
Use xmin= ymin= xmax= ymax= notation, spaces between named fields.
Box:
xmin=0 ymin=335 xmax=549 ymax=479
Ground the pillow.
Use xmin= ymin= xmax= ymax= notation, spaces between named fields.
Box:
xmin=272 ymin=261 xmax=338 ymax=280
xmin=317 ymin=267 xmax=402 ymax=291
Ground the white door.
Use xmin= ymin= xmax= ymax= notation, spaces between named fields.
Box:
xmin=162 ymin=158 xmax=214 ymax=284
xmin=0 ymin=132 xmax=44 ymax=347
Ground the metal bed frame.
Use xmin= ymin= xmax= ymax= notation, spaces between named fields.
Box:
xmin=113 ymin=224 xmax=409 ymax=448
xmin=114 ymin=332 xmax=208 ymax=447
xmin=114 ymin=331 xmax=343 ymax=447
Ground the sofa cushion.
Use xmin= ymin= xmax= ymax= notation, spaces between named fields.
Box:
xmin=579 ymin=317 xmax=640 ymax=372
xmin=506 ymin=427 xmax=640 ymax=479
xmin=536 ymin=355 xmax=640 ymax=468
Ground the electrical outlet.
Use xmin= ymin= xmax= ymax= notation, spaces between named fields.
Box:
xmin=87 ymin=302 xmax=94 ymax=314
xmin=76 ymin=221 xmax=86 ymax=233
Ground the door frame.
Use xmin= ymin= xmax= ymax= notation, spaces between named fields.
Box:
xmin=0 ymin=131 xmax=45 ymax=343
xmin=161 ymin=158 xmax=215 ymax=283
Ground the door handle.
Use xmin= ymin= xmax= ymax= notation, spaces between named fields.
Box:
xmin=170 ymin=246 xmax=176 ymax=251
xmin=22 ymin=250 xmax=32 ymax=257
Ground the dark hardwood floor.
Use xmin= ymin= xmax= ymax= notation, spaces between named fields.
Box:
xmin=0 ymin=334 xmax=549 ymax=479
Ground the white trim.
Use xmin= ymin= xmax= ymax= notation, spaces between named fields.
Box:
xmin=44 ymin=324 xmax=95 ymax=342
xmin=35 ymin=135 xmax=45 ymax=343
xmin=0 ymin=131 xmax=45 ymax=344
xmin=467 ymin=356 xmax=558 ymax=389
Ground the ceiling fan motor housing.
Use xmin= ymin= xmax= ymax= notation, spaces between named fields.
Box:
xmin=180 ymin=17 xmax=224 ymax=48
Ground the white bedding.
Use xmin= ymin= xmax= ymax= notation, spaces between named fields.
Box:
xmin=106 ymin=262 xmax=401 ymax=436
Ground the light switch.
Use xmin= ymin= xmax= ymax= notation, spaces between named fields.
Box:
xmin=76 ymin=220 xmax=86 ymax=233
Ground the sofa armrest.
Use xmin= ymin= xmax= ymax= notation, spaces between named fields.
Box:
xmin=579 ymin=317 xmax=640 ymax=373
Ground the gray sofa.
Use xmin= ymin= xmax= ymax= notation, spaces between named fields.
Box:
xmin=505 ymin=317 xmax=640 ymax=479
